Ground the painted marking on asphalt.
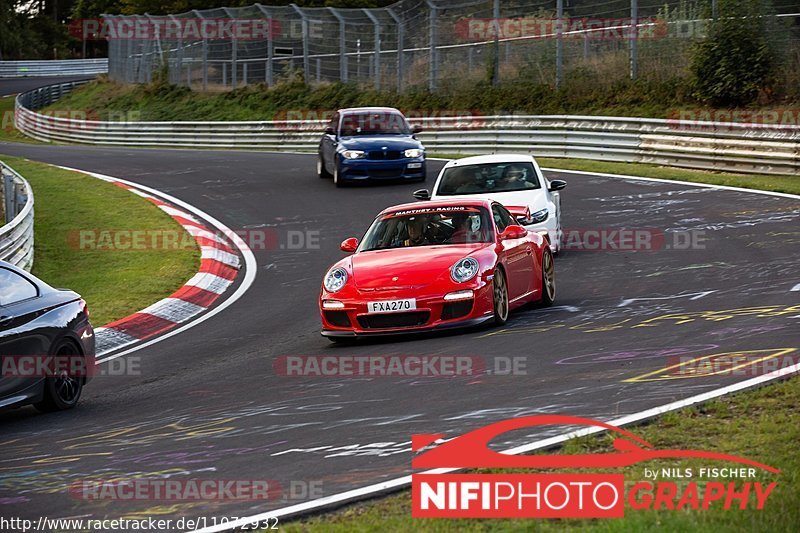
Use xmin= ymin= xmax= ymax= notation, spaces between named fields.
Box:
xmin=791 ymin=283 xmax=800 ymax=292
xmin=623 ymin=348 xmax=797 ymax=382
xmin=617 ymin=290 xmax=716 ymax=307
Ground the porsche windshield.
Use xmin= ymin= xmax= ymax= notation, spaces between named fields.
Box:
xmin=340 ymin=112 xmax=411 ymax=136
xmin=436 ymin=162 xmax=542 ymax=195
xmin=359 ymin=207 xmax=494 ymax=251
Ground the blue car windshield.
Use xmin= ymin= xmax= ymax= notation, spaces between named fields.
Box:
xmin=340 ymin=112 xmax=411 ymax=136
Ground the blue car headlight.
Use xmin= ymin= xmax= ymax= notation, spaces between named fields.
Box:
xmin=342 ymin=150 xmax=366 ymax=160
xmin=404 ymin=148 xmax=423 ymax=158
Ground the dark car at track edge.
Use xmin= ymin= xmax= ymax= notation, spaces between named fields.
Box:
xmin=0 ymin=260 xmax=95 ymax=412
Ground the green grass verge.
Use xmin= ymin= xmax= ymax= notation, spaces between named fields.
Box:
xmin=0 ymin=155 xmax=199 ymax=325
xmin=284 ymin=377 xmax=798 ymax=532
xmin=43 ymin=77 xmax=799 ymax=123
xmin=430 ymin=154 xmax=800 ymax=196
xmin=0 ymin=95 xmax=38 ymax=144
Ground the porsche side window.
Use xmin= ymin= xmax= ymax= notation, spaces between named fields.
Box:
xmin=492 ymin=205 xmax=512 ymax=232
xmin=0 ymin=268 xmax=38 ymax=306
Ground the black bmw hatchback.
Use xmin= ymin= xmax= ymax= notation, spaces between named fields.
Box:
xmin=0 ymin=260 xmax=95 ymax=411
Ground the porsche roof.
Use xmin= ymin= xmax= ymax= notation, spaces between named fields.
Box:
xmin=379 ymin=198 xmax=493 ymax=216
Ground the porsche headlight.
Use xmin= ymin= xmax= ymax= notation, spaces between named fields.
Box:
xmin=530 ymin=208 xmax=549 ymax=224
xmin=404 ymin=148 xmax=423 ymax=158
xmin=342 ymin=150 xmax=366 ymax=160
xmin=324 ymin=267 xmax=348 ymax=292
xmin=450 ymin=257 xmax=479 ymax=283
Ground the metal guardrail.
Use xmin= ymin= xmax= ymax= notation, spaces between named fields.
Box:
xmin=14 ymin=81 xmax=800 ymax=176
xmin=0 ymin=58 xmax=108 ymax=78
xmin=0 ymin=161 xmax=34 ymax=271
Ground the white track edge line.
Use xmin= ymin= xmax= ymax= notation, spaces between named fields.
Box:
xmin=54 ymin=165 xmax=257 ymax=364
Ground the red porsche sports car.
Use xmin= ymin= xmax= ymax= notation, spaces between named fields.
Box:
xmin=319 ymin=199 xmax=555 ymax=341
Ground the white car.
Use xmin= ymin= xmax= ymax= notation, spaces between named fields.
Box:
xmin=415 ymin=155 xmax=566 ymax=252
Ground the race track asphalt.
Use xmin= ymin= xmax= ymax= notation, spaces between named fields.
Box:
xmin=1 ymin=78 xmax=798 ymax=526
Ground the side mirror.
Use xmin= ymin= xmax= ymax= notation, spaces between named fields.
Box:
xmin=500 ymin=225 xmax=527 ymax=240
xmin=411 ymin=125 xmax=423 ymax=134
xmin=340 ymin=237 xmax=358 ymax=253
xmin=413 ymin=188 xmax=431 ymax=201
xmin=549 ymin=179 xmax=567 ymax=191
xmin=325 ymin=126 xmax=336 ymax=135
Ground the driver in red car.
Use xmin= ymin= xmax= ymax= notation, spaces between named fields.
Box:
xmin=404 ymin=216 xmax=433 ymax=246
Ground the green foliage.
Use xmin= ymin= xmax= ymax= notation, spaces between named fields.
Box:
xmin=689 ymin=0 xmax=777 ymax=106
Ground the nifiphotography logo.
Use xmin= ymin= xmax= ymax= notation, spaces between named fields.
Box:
xmin=411 ymin=415 xmax=779 ymax=518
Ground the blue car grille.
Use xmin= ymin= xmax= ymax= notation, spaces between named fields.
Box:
xmin=368 ymin=150 xmax=402 ymax=160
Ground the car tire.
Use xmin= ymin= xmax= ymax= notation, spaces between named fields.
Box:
xmin=34 ymin=340 xmax=85 ymax=412
xmin=539 ymin=248 xmax=556 ymax=307
xmin=317 ymin=154 xmax=331 ymax=179
xmin=492 ymin=267 xmax=509 ymax=326
xmin=333 ymin=163 xmax=345 ymax=188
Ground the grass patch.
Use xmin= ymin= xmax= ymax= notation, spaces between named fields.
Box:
xmin=280 ymin=376 xmax=799 ymax=532
xmin=0 ymin=95 xmax=37 ymax=144
xmin=44 ymin=77 xmax=799 ymax=123
xmin=0 ymin=155 xmax=199 ymax=325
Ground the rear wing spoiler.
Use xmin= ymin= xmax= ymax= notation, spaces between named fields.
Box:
xmin=506 ymin=205 xmax=531 ymax=225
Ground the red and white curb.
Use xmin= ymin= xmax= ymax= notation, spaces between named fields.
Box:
xmin=56 ymin=166 xmax=256 ymax=362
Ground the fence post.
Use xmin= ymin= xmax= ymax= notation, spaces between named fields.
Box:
xmin=192 ymin=10 xmax=208 ymax=91
xmin=329 ymin=7 xmax=348 ymax=83
xmin=426 ymin=0 xmax=438 ymax=91
xmin=256 ymin=4 xmax=274 ymax=86
xmin=290 ymin=4 xmax=311 ymax=85
xmin=387 ymin=8 xmax=403 ymax=91
xmin=364 ymin=9 xmax=381 ymax=91
xmin=170 ymin=15 xmax=183 ymax=86
xmin=492 ymin=0 xmax=500 ymax=85
xmin=630 ymin=0 xmax=638 ymax=80
xmin=556 ymin=0 xmax=563 ymax=89
xmin=223 ymin=7 xmax=238 ymax=89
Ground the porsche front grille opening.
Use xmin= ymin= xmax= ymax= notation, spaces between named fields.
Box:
xmin=324 ymin=311 xmax=351 ymax=327
xmin=357 ymin=311 xmax=430 ymax=329
xmin=441 ymin=300 xmax=474 ymax=320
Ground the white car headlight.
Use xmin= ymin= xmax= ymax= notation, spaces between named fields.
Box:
xmin=342 ymin=150 xmax=365 ymax=159
xmin=530 ymin=208 xmax=549 ymax=224
xmin=324 ymin=267 xmax=348 ymax=292
xmin=450 ymin=257 xmax=479 ymax=283
xmin=404 ymin=148 xmax=423 ymax=158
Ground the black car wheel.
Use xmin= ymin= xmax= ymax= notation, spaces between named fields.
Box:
xmin=492 ymin=268 xmax=509 ymax=326
xmin=539 ymin=248 xmax=556 ymax=307
xmin=35 ymin=340 xmax=85 ymax=412
xmin=317 ymin=153 xmax=331 ymax=179
xmin=333 ymin=163 xmax=345 ymax=188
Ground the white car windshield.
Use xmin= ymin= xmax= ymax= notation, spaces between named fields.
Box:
xmin=436 ymin=162 xmax=541 ymax=195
